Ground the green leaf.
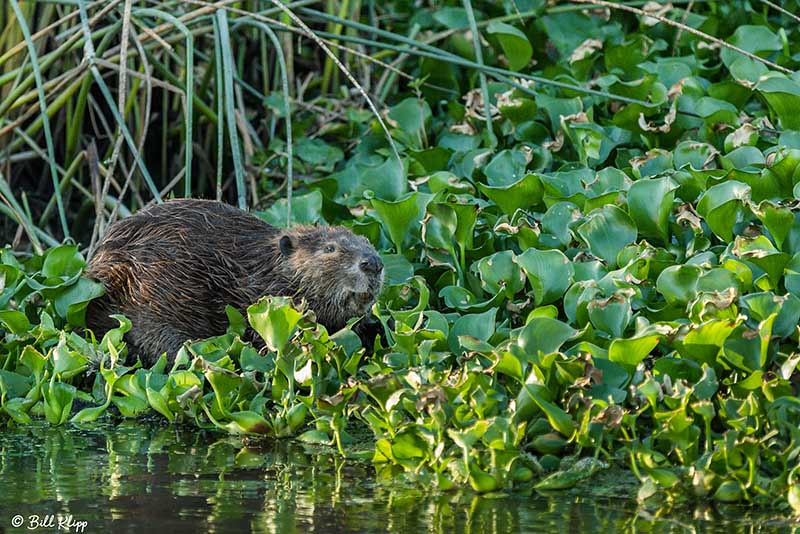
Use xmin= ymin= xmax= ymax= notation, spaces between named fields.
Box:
xmin=70 ymin=404 xmax=109 ymax=423
xmin=448 ymin=308 xmax=497 ymax=353
xmin=693 ymin=365 xmax=719 ymax=400
xmin=247 ymin=296 xmax=302 ymax=354
xmin=588 ymin=292 xmax=632 ymax=338
xmin=19 ymin=345 xmax=46 ymax=377
xmin=756 ymin=77 xmax=800 ymax=130
xmin=42 ymin=244 xmax=85 ymax=279
xmin=609 ymin=334 xmax=660 ymax=368
xmin=0 ymin=369 xmax=31 ymax=398
xmin=740 ymin=292 xmax=800 ymax=339
xmin=392 ymin=429 xmax=428 ymax=459
xmin=518 ymin=317 xmax=577 ymax=356
xmin=256 ymin=190 xmax=323 ymax=227
xmin=478 ymin=173 xmax=543 ymax=216
xmin=656 ymin=265 xmax=702 ymax=307
xmin=225 ymin=305 xmax=246 ymax=336
xmin=372 ymin=192 xmax=433 ymax=253
xmin=696 ymin=181 xmax=751 ymax=241
xmin=388 ymin=98 xmax=432 ymax=150
xmin=227 ymin=410 xmax=271 ymax=434
xmin=753 ymin=201 xmax=794 ymax=251
xmin=627 ymin=177 xmax=678 ymax=243
xmin=381 ymin=253 xmax=415 ymax=285
xmin=520 ymin=383 xmax=576 ymax=437
xmin=474 ymin=251 xmax=524 ymax=297
xmin=576 ymin=205 xmax=637 ymax=267
xmin=487 ymin=21 xmax=532 ymax=71
xmin=732 ymin=235 xmax=790 ymax=289
xmin=432 ymin=7 xmax=470 ymax=29
xmin=484 ymin=149 xmax=529 ymax=186
xmin=52 ymin=336 xmax=89 ymax=378
xmin=55 ymin=277 xmax=105 ymax=326
xmin=293 ymin=137 xmax=343 ymax=170
xmin=423 ymin=202 xmax=458 ymax=256
xmin=0 ymin=310 xmax=30 ymax=334
xmin=42 ymin=379 xmax=76 ymax=425
xmin=514 ymin=248 xmax=574 ymax=305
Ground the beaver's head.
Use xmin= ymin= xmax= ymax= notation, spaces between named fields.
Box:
xmin=276 ymin=226 xmax=384 ymax=331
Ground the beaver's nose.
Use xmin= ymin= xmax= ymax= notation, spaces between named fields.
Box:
xmin=360 ymin=255 xmax=383 ymax=274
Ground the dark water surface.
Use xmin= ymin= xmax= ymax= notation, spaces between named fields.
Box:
xmin=0 ymin=421 xmax=795 ymax=533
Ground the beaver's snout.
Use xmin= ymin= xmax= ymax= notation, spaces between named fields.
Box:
xmin=360 ymin=254 xmax=383 ymax=275
xmin=356 ymin=291 xmax=374 ymax=303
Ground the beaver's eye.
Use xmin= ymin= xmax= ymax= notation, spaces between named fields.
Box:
xmin=323 ymin=244 xmax=336 ymax=253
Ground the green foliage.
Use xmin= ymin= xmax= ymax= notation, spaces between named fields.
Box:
xmin=3 ymin=0 xmax=800 ymax=519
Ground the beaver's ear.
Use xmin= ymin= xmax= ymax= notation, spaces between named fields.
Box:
xmin=279 ymin=235 xmax=294 ymax=257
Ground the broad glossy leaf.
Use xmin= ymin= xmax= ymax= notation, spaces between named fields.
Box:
xmin=42 ymin=379 xmax=76 ymax=425
xmin=388 ymin=98 xmax=432 ymax=150
xmin=42 ymin=245 xmax=85 ymax=279
xmin=487 ymin=21 xmax=532 ymax=71
xmin=576 ymin=205 xmax=637 ymax=267
xmin=541 ymin=202 xmax=582 ymax=248
xmin=478 ymin=173 xmax=543 ymax=215
xmin=757 ymin=77 xmax=800 ymax=131
xmin=0 ymin=310 xmax=29 ymax=334
xmin=609 ymin=334 xmax=660 ymax=368
xmin=680 ymin=319 xmax=740 ymax=366
xmin=423 ymin=202 xmax=457 ymax=253
xmin=519 ymin=383 xmax=575 ymax=437
xmin=247 ymin=296 xmax=302 ymax=354
xmin=228 ymin=410 xmax=272 ymax=434
xmin=52 ymin=337 xmax=89 ymax=378
xmin=628 ymin=177 xmax=678 ymax=242
xmin=55 ymin=277 xmax=105 ymax=326
xmin=696 ymin=181 xmax=751 ymax=241
xmin=372 ymin=192 xmax=432 ymax=253
xmin=518 ymin=317 xmax=577 ymax=356
xmin=656 ymin=265 xmax=702 ymax=306
xmin=732 ymin=235 xmax=790 ymax=289
xmin=723 ymin=314 xmax=775 ymax=372
xmin=484 ymin=149 xmax=529 ymax=186
xmin=514 ymin=248 xmax=574 ymax=305
xmin=740 ymin=292 xmax=800 ymax=339
xmin=474 ymin=251 xmax=525 ymax=297
xmin=753 ymin=201 xmax=794 ymax=251
xmin=448 ymin=308 xmax=496 ymax=353
xmin=588 ymin=292 xmax=632 ymax=338
xmin=257 ymin=189 xmax=323 ymax=227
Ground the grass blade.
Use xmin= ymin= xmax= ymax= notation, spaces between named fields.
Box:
xmin=134 ymin=8 xmax=194 ymax=198
xmin=233 ymin=19 xmax=293 ymax=224
xmin=461 ymin=0 xmax=495 ymax=148
xmin=9 ymin=0 xmax=69 ymax=239
xmin=77 ymin=0 xmax=162 ymax=203
xmin=215 ymin=9 xmax=246 ymax=209
xmin=213 ymin=16 xmax=224 ymax=202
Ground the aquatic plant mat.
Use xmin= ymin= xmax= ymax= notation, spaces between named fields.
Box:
xmin=3 ymin=0 xmax=800 ymax=519
xmin=0 ymin=421 xmax=795 ymax=532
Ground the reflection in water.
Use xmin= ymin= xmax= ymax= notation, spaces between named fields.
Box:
xmin=0 ymin=421 xmax=794 ymax=533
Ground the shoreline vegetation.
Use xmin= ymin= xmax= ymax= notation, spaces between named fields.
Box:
xmin=2 ymin=0 xmax=800 ymax=516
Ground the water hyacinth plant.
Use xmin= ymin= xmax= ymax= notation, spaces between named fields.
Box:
xmin=1 ymin=0 xmax=800 ymax=517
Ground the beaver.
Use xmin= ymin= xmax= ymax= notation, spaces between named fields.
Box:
xmin=84 ymin=198 xmax=385 ymax=365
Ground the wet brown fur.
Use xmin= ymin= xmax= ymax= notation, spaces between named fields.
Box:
xmin=85 ymin=199 xmax=383 ymax=365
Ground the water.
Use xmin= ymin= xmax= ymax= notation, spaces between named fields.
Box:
xmin=0 ymin=421 xmax=795 ymax=533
